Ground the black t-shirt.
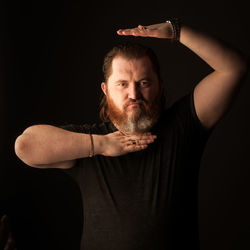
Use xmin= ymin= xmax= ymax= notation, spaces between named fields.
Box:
xmin=61 ymin=91 xmax=214 ymax=250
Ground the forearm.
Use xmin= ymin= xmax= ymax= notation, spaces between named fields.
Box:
xmin=14 ymin=125 xmax=103 ymax=166
xmin=179 ymin=25 xmax=247 ymax=74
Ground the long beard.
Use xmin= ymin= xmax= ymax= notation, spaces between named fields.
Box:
xmin=106 ymin=93 xmax=162 ymax=135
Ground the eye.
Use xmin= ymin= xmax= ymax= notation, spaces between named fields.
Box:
xmin=119 ymin=82 xmax=127 ymax=87
xmin=139 ymin=81 xmax=150 ymax=87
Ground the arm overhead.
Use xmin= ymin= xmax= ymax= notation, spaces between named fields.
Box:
xmin=180 ymin=25 xmax=248 ymax=129
xmin=14 ymin=125 xmax=156 ymax=169
xmin=117 ymin=20 xmax=248 ymax=129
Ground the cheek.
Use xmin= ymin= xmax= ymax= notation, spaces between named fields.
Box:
xmin=108 ymin=89 xmax=126 ymax=109
xmin=143 ymin=88 xmax=158 ymax=102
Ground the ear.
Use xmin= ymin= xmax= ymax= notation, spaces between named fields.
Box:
xmin=101 ymin=82 xmax=107 ymax=95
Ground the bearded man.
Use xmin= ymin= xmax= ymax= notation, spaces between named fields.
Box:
xmin=14 ymin=19 xmax=247 ymax=250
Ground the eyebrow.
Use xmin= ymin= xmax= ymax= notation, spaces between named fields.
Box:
xmin=115 ymin=80 xmax=128 ymax=84
xmin=115 ymin=77 xmax=152 ymax=84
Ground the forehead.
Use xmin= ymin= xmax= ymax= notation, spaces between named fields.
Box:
xmin=110 ymin=56 xmax=155 ymax=79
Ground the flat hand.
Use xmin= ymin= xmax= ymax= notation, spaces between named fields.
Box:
xmin=117 ymin=22 xmax=174 ymax=39
xmin=102 ymin=131 xmax=157 ymax=157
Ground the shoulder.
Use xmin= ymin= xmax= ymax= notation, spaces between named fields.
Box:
xmin=157 ymin=91 xmax=214 ymax=135
xmin=158 ymin=92 xmax=192 ymax=124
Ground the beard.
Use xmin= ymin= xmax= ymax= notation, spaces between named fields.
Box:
xmin=106 ymin=92 xmax=162 ymax=135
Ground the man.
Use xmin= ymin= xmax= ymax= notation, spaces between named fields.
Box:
xmin=14 ymin=19 xmax=247 ymax=250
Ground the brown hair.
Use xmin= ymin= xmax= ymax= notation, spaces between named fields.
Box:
xmin=100 ymin=43 xmax=162 ymax=122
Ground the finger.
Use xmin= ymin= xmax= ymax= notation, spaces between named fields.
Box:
xmin=142 ymin=132 xmax=153 ymax=136
xmin=130 ymin=134 xmax=157 ymax=141
xmin=117 ymin=23 xmax=160 ymax=35
xmin=1 ymin=216 xmax=10 ymax=232
xmin=0 ymin=215 xmax=8 ymax=226
xmin=125 ymin=136 xmax=155 ymax=148
xmin=0 ymin=215 xmax=9 ymax=248
xmin=126 ymin=144 xmax=148 ymax=153
xmin=138 ymin=138 xmax=156 ymax=145
xmin=117 ymin=28 xmax=136 ymax=36
xmin=3 ymin=232 xmax=16 ymax=250
xmin=124 ymin=138 xmax=155 ymax=148
xmin=117 ymin=27 xmax=150 ymax=37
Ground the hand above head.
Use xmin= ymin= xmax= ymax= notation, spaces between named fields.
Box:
xmin=117 ymin=22 xmax=174 ymax=39
xmin=100 ymin=131 xmax=157 ymax=157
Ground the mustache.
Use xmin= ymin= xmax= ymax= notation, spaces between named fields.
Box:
xmin=123 ymin=99 xmax=148 ymax=108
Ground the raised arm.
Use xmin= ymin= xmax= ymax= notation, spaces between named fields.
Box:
xmin=179 ymin=25 xmax=248 ymax=129
xmin=117 ymin=20 xmax=248 ymax=129
xmin=14 ymin=125 xmax=156 ymax=169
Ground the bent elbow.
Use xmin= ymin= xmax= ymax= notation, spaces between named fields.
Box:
xmin=15 ymin=135 xmax=26 ymax=159
xmin=14 ymin=134 xmax=36 ymax=167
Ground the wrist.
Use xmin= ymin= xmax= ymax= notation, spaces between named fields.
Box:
xmin=166 ymin=18 xmax=181 ymax=42
xmin=92 ymin=134 xmax=105 ymax=156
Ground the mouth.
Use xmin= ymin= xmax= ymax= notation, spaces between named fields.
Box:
xmin=128 ymin=102 xmax=140 ymax=107
xmin=126 ymin=103 xmax=143 ymax=111
xmin=126 ymin=100 xmax=144 ymax=106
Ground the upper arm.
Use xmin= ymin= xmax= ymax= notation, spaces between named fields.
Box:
xmin=14 ymin=124 xmax=86 ymax=168
xmin=29 ymin=160 xmax=77 ymax=169
xmin=193 ymin=69 xmax=247 ymax=130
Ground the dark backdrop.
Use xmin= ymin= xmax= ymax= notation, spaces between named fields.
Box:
xmin=1 ymin=0 xmax=250 ymax=249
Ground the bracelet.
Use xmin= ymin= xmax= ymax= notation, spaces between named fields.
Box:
xmin=166 ymin=18 xmax=181 ymax=42
xmin=89 ymin=133 xmax=94 ymax=157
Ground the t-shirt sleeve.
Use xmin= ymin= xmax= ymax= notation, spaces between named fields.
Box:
xmin=59 ymin=124 xmax=91 ymax=134
xmin=189 ymin=88 xmax=213 ymax=134
xmin=167 ymin=88 xmax=215 ymax=141
xmin=159 ymin=89 xmax=214 ymax=175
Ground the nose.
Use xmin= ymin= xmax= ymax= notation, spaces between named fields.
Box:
xmin=128 ymin=82 xmax=141 ymax=100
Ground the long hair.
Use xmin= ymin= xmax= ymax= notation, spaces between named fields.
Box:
xmin=99 ymin=43 xmax=163 ymax=122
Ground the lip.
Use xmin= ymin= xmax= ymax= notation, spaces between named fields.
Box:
xmin=128 ymin=102 xmax=140 ymax=106
xmin=127 ymin=104 xmax=140 ymax=108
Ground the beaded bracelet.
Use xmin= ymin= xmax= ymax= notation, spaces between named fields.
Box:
xmin=166 ymin=18 xmax=181 ymax=42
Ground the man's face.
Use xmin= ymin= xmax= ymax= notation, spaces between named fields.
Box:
xmin=101 ymin=56 xmax=162 ymax=134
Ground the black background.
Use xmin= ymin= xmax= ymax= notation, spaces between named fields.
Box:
xmin=0 ymin=0 xmax=250 ymax=249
